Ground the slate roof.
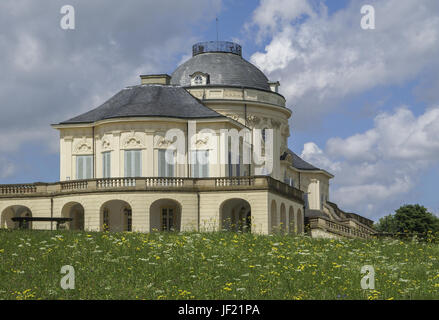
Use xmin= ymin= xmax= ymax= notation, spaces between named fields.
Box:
xmin=170 ymin=52 xmax=271 ymax=91
xmin=58 ymin=85 xmax=224 ymax=124
xmin=281 ymin=149 xmax=320 ymax=171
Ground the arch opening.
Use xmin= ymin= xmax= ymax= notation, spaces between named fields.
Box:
xmin=220 ymin=198 xmax=251 ymax=233
xmin=61 ymin=202 xmax=85 ymax=230
xmin=100 ymin=200 xmax=132 ymax=232
xmin=280 ymin=203 xmax=287 ymax=233
xmin=288 ymin=206 xmax=295 ymax=234
xmin=1 ymin=205 xmax=33 ymax=229
xmin=149 ymin=199 xmax=182 ymax=232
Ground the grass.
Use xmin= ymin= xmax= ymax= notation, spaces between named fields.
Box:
xmin=0 ymin=229 xmax=438 ymax=300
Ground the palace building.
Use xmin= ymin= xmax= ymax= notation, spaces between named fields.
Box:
xmin=0 ymin=41 xmax=375 ymax=238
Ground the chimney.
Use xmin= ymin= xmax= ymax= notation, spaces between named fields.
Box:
xmin=140 ymin=74 xmax=171 ymax=85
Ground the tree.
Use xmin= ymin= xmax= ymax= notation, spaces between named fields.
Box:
xmin=375 ymin=204 xmax=439 ymax=235
xmin=375 ymin=214 xmax=397 ymax=233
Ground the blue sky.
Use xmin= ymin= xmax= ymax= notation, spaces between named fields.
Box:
xmin=1 ymin=0 xmax=439 ymax=221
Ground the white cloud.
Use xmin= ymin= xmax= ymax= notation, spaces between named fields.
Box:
xmin=327 ymin=107 xmax=439 ymax=162
xmin=247 ymin=0 xmax=315 ymax=41
xmin=248 ymin=0 xmax=439 ymax=129
xmin=301 ymin=106 xmax=439 ymax=219
xmin=301 ymin=142 xmax=340 ymax=172
xmin=0 ymin=0 xmax=221 ymax=179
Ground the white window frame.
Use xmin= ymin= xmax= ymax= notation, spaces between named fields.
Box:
xmin=191 ymin=150 xmax=209 ymax=178
xmin=76 ymin=155 xmax=93 ymax=180
xmin=124 ymin=149 xmax=142 ymax=178
xmin=158 ymin=149 xmax=175 ymax=177
xmin=102 ymin=151 xmax=111 ymax=178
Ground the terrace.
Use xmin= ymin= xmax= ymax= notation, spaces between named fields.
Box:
xmin=0 ymin=176 xmax=304 ymax=204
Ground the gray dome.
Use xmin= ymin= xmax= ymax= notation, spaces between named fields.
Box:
xmin=171 ymin=50 xmax=270 ymax=91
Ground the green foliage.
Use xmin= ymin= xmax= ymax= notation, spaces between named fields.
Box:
xmin=375 ymin=214 xmax=398 ymax=233
xmin=0 ymin=229 xmax=438 ymax=300
xmin=375 ymin=204 xmax=439 ymax=235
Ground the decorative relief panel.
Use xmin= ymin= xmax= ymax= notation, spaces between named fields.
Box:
xmin=73 ymin=137 xmax=92 ymax=155
xmin=225 ymin=113 xmax=241 ymax=122
xmin=271 ymin=119 xmax=281 ymax=129
xmin=281 ymin=122 xmax=290 ymax=137
xmin=223 ymin=89 xmax=243 ymax=99
xmin=154 ymin=134 xmax=175 ymax=149
xmin=246 ymin=115 xmax=261 ymax=128
xmin=195 ymin=136 xmax=209 ymax=148
xmin=121 ymin=131 xmax=145 ymax=149
xmin=207 ymin=89 xmax=223 ymax=99
xmin=101 ymin=135 xmax=112 ymax=151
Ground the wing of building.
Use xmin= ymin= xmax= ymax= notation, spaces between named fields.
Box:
xmin=0 ymin=41 xmax=374 ymax=238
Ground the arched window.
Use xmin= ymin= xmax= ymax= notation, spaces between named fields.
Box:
xmin=194 ymin=75 xmax=203 ymax=85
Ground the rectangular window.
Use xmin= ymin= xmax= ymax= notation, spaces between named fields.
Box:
xmin=158 ymin=149 xmax=175 ymax=177
xmin=102 ymin=152 xmax=111 ymax=178
xmin=124 ymin=150 xmax=142 ymax=177
xmin=76 ymin=155 xmax=93 ymax=180
xmin=191 ymin=150 xmax=209 ymax=178
xmin=228 ymin=151 xmax=241 ymax=177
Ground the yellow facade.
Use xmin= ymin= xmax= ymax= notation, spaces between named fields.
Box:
xmin=0 ymin=41 xmax=374 ymax=238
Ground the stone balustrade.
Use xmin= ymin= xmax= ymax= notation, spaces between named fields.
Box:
xmin=0 ymin=176 xmax=304 ymax=203
xmin=186 ymin=87 xmax=286 ymax=108
xmin=60 ymin=180 xmax=89 ymax=191
xmin=0 ymin=184 xmax=37 ymax=195
xmin=97 ymin=178 xmax=136 ymax=189
xmin=308 ymin=216 xmax=373 ymax=239
xmin=145 ymin=178 xmax=185 ymax=188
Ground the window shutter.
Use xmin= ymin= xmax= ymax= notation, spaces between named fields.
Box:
xmin=158 ymin=150 xmax=165 ymax=177
xmin=77 ymin=156 xmax=84 ymax=180
xmin=190 ymin=151 xmax=196 ymax=178
xmin=85 ymin=155 xmax=93 ymax=179
xmin=107 ymin=152 xmax=111 ymax=177
xmin=237 ymin=155 xmax=241 ymax=177
xmin=134 ymin=150 xmax=141 ymax=177
xmin=202 ymin=150 xmax=209 ymax=178
xmin=103 ymin=152 xmax=111 ymax=178
xmin=125 ymin=151 xmax=132 ymax=177
xmin=168 ymin=150 xmax=174 ymax=177
xmin=228 ymin=151 xmax=232 ymax=177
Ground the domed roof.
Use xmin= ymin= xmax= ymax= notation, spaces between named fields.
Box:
xmin=171 ymin=41 xmax=270 ymax=91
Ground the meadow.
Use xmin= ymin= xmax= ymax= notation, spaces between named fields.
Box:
xmin=0 ymin=229 xmax=438 ymax=300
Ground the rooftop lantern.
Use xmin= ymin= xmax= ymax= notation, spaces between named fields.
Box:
xmin=192 ymin=41 xmax=242 ymax=57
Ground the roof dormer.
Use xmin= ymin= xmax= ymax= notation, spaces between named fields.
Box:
xmin=190 ymin=71 xmax=210 ymax=86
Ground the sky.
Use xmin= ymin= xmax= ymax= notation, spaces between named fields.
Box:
xmin=1 ymin=0 xmax=439 ymax=221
